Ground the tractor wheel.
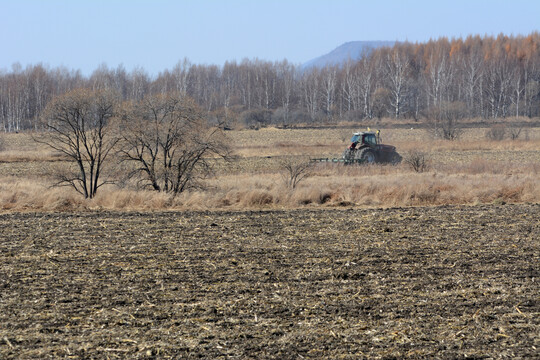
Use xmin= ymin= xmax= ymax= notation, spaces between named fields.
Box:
xmin=342 ymin=148 xmax=354 ymax=161
xmin=355 ymin=148 xmax=376 ymax=164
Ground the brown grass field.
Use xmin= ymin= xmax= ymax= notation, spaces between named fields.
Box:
xmin=1 ymin=125 xmax=540 ymax=211
xmin=0 ymin=124 xmax=539 ymax=358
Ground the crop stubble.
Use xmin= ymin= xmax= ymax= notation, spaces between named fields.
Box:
xmin=0 ymin=205 xmax=538 ymax=358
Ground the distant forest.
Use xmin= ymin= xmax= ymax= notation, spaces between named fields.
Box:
xmin=1 ymin=33 xmax=540 ymax=132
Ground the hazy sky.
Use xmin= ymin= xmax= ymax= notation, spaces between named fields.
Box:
xmin=1 ymin=0 xmax=539 ymax=76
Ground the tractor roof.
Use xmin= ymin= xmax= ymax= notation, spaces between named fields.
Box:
xmin=353 ymin=131 xmax=376 ymax=136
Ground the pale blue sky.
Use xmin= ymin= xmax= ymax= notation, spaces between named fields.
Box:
xmin=1 ymin=0 xmax=539 ymax=75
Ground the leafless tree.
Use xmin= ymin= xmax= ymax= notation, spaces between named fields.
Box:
xmin=300 ymin=68 xmax=320 ymax=120
xmin=341 ymin=59 xmax=356 ymax=114
xmin=425 ymin=46 xmax=455 ymax=109
xmin=358 ymin=58 xmax=376 ymax=118
xmin=463 ymin=46 xmax=484 ymax=117
xmin=279 ymin=155 xmax=311 ymax=189
xmin=118 ymin=93 xmax=231 ymax=195
xmin=426 ymin=101 xmax=466 ymax=140
xmin=36 ymin=89 xmax=118 ymax=198
xmin=2 ymin=33 xmax=540 ymax=132
xmin=385 ymin=47 xmax=410 ymax=118
xmin=321 ymin=65 xmax=337 ymax=118
xmin=172 ymin=58 xmax=191 ymax=96
xmin=276 ymin=60 xmax=295 ymax=125
xmin=508 ymin=123 xmax=523 ymax=140
xmin=509 ymin=63 xmax=525 ymax=117
xmin=220 ymin=61 xmax=238 ymax=125
xmin=371 ymin=87 xmax=391 ymax=120
xmin=404 ymin=150 xmax=430 ymax=172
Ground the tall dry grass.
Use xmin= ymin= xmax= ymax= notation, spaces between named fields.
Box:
xmin=0 ymin=125 xmax=539 ymax=212
xmin=201 ymin=165 xmax=540 ymax=209
xmin=2 ymin=167 xmax=538 ymax=212
xmin=0 ymin=177 xmax=186 ymax=212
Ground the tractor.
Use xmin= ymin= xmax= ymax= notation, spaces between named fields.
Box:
xmin=342 ymin=130 xmax=402 ymax=164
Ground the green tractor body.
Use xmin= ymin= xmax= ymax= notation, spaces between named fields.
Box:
xmin=342 ymin=131 xmax=402 ymax=164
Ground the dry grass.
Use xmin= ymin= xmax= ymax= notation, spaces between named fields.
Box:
xmin=0 ymin=124 xmax=540 ymax=212
xmin=202 ymin=168 xmax=540 ymax=209
xmin=0 ymin=132 xmax=64 ymax=162
xmin=2 ymin=166 xmax=536 ymax=212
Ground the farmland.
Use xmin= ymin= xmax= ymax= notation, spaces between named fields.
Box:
xmin=1 ymin=125 xmax=540 ymax=210
xmin=0 ymin=124 xmax=539 ymax=358
xmin=1 ymin=205 xmax=539 ymax=358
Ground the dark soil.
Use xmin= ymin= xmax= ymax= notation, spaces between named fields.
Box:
xmin=0 ymin=205 xmax=538 ymax=359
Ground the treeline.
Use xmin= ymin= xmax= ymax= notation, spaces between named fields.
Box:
xmin=1 ymin=33 xmax=540 ymax=132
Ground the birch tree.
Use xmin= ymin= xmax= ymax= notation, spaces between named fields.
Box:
xmin=385 ymin=48 xmax=409 ymax=118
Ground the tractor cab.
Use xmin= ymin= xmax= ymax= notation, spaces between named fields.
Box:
xmin=348 ymin=132 xmax=378 ymax=150
xmin=350 ymin=133 xmax=361 ymax=145
xmin=363 ymin=132 xmax=378 ymax=146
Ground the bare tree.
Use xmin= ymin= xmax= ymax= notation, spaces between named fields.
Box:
xmin=321 ymin=65 xmax=337 ymax=118
xmin=508 ymin=123 xmax=523 ymax=140
xmin=427 ymin=50 xmax=455 ymax=108
xmin=463 ymin=46 xmax=484 ymax=117
xmin=341 ymin=59 xmax=356 ymax=114
xmin=220 ymin=60 xmax=238 ymax=125
xmin=385 ymin=47 xmax=410 ymax=118
xmin=509 ymin=63 xmax=524 ymax=117
xmin=276 ymin=60 xmax=295 ymax=126
xmin=279 ymin=155 xmax=311 ymax=189
xmin=371 ymin=87 xmax=391 ymax=120
xmin=404 ymin=150 xmax=430 ymax=172
xmin=172 ymin=58 xmax=191 ymax=96
xmin=36 ymin=89 xmax=118 ymax=198
xmin=357 ymin=58 xmax=376 ymax=118
xmin=426 ymin=101 xmax=466 ymax=140
xmin=2 ymin=34 xmax=540 ymax=132
xmin=118 ymin=93 xmax=231 ymax=195
xmin=300 ymin=68 xmax=320 ymax=120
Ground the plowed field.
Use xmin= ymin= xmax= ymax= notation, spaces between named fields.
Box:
xmin=1 ymin=205 xmax=539 ymax=359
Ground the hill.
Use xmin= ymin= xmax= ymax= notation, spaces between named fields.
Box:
xmin=302 ymin=40 xmax=396 ymax=70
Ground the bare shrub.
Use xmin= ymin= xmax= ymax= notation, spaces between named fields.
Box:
xmin=404 ymin=150 xmax=430 ymax=173
xmin=508 ymin=124 xmax=523 ymax=140
xmin=0 ymin=134 xmax=5 ymax=152
xmin=271 ymin=107 xmax=292 ymax=128
xmin=426 ymin=101 xmax=466 ymax=140
xmin=240 ymin=108 xmax=273 ymax=129
xmin=289 ymin=110 xmax=312 ymax=125
xmin=279 ymin=155 xmax=311 ymax=189
xmin=485 ymin=124 xmax=506 ymax=141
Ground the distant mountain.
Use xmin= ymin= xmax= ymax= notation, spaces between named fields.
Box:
xmin=301 ymin=41 xmax=396 ymax=70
